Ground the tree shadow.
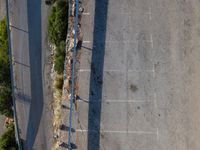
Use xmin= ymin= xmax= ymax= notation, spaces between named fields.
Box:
xmin=25 ymin=0 xmax=43 ymax=149
xmin=87 ymin=0 xmax=109 ymax=150
xmin=66 ymin=142 xmax=77 ymax=149
xmin=59 ymin=124 xmax=75 ymax=132
xmin=15 ymin=92 xmax=31 ymax=104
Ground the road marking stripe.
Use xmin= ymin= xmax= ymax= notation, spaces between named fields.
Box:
xmin=78 ymin=69 xmax=155 ymax=72
xmin=154 ymin=93 xmax=157 ymax=109
xmin=77 ymin=99 xmax=154 ymax=103
xmin=150 ymin=34 xmax=153 ymax=48
xmin=83 ymin=41 xmax=91 ymax=44
xmin=157 ymin=128 xmax=159 ymax=141
xmin=82 ymin=12 xmax=90 ymax=15
xmin=146 ymin=7 xmax=152 ymax=20
xmin=76 ymin=129 xmax=157 ymax=135
xmin=82 ymin=40 xmax=155 ymax=44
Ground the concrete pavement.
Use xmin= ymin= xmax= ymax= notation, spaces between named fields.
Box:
xmin=9 ymin=0 xmax=53 ymax=149
xmin=72 ymin=0 xmax=200 ymax=150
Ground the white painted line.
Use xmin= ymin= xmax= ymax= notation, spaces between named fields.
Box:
xmin=104 ymin=100 xmax=152 ymax=103
xmin=79 ymin=69 xmax=155 ymax=72
xmin=104 ymin=41 xmax=137 ymax=43
xmin=128 ymin=69 xmax=154 ymax=72
xmin=154 ymin=92 xmax=157 ymax=109
xmin=78 ymin=69 xmax=91 ymax=72
xmin=83 ymin=41 xmax=91 ymax=44
xmin=76 ymin=129 xmax=157 ymax=135
xmin=77 ymin=99 xmax=154 ymax=103
xmin=150 ymin=34 xmax=153 ymax=48
xmin=145 ymin=7 xmax=152 ymax=20
xmin=82 ymin=12 xmax=90 ymax=15
xmin=83 ymin=40 xmax=138 ymax=44
xmin=113 ymin=12 xmax=133 ymax=15
xmin=148 ymin=7 xmax=152 ymax=20
xmin=156 ymin=128 xmax=159 ymax=141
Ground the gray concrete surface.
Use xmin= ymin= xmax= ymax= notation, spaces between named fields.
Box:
xmin=0 ymin=0 xmax=6 ymax=19
xmin=9 ymin=0 xmax=53 ymax=149
xmin=72 ymin=0 xmax=200 ymax=150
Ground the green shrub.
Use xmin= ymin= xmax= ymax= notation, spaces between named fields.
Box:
xmin=0 ymin=18 xmax=12 ymax=118
xmin=48 ymin=0 xmax=68 ymax=46
xmin=54 ymin=55 xmax=65 ymax=74
xmin=0 ymin=124 xmax=17 ymax=150
xmin=55 ymin=41 xmax=65 ymax=57
xmin=54 ymin=41 xmax=66 ymax=74
xmin=0 ymin=18 xmax=10 ymax=85
xmin=0 ymin=86 xmax=13 ymax=117
xmin=0 ymin=18 xmax=8 ymax=64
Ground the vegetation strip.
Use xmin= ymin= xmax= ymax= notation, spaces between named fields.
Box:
xmin=47 ymin=0 xmax=69 ymax=149
xmin=0 ymin=18 xmax=17 ymax=149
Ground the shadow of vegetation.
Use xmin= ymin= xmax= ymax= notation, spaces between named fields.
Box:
xmin=59 ymin=124 xmax=75 ymax=132
xmin=87 ymin=0 xmax=109 ymax=150
xmin=15 ymin=92 xmax=31 ymax=104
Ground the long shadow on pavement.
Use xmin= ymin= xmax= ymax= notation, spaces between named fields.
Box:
xmin=87 ymin=0 xmax=109 ymax=150
xmin=25 ymin=0 xmax=43 ymax=149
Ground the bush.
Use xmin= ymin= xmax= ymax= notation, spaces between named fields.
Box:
xmin=0 ymin=124 xmax=17 ymax=150
xmin=0 ymin=18 xmax=8 ymax=64
xmin=0 ymin=18 xmax=10 ymax=85
xmin=55 ymin=41 xmax=65 ymax=57
xmin=54 ymin=55 xmax=65 ymax=74
xmin=0 ymin=18 xmax=12 ymax=118
xmin=48 ymin=0 xmax=68 ymax=46
xmin=54 ymin=41 xmax=66 ymax=74
xmin=0 ymin=86 xmax=13 ymax=117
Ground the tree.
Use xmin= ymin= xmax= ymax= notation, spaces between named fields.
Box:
xmin=0 ymin=18 xmax=8 ymax=64
xmin=54 ymin=41 xmax=66 ymax=74
xmin=54 ymin=55 xmax=65 ymax=74
xmin=48 ymin=0 xmax=68 ymax=46
xmin=0 ymin=86 xmax=13 ymax=117
xmin=0 ymin=18 xmax=10 ymax=85
xmin=0 ymin=124 xmax=17 ymax=150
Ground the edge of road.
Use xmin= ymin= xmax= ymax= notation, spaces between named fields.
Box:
xmin=5 ymin=0 xmax=22 ymax=149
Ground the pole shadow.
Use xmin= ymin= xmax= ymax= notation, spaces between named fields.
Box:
xmin=87 ymin=0 xmax=109 ymax=150
xmin=25 ymin=0 xmax=43 ymax=149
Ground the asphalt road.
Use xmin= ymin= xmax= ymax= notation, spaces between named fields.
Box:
xmin=9 ymin=0 xmax=53 ymax=149
xmin=73 ymin=0 xmax=200 ymax=150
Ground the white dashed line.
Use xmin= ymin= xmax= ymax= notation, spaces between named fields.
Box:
xmin=79 ymin=69 xmax=155 ymax=72
xmin=82 ymin=12 xmax=90 ymax=15
xmin=153 ymin=64 xmax=155 ymax=78
xmin=82 ymin=40 xmax=138 ymax=44
xmin=154 ymin=92 xmax=157 ymax=109
xmin=76 ymin=129 xmax=157 ymax=135
xmin=148 ymin=7 xmax=152 ymax=20
xmin=157 ymin=128 xmax=159 ymax=141
xmin=83 ymin=41 xmax=91 ymax=44
xmin=128 ymin=69 xmax=154 ymax=72
xmin=77 ymin=99 xmax=154 ymax=103
xmin=78 ymin=69 xmax=91 ymax=72
xmin=150 ymin=34 xmax=153 ymax=48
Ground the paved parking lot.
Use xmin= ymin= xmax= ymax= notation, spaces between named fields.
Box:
xmin=71 ymin=0 xmax=200 ymax=150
